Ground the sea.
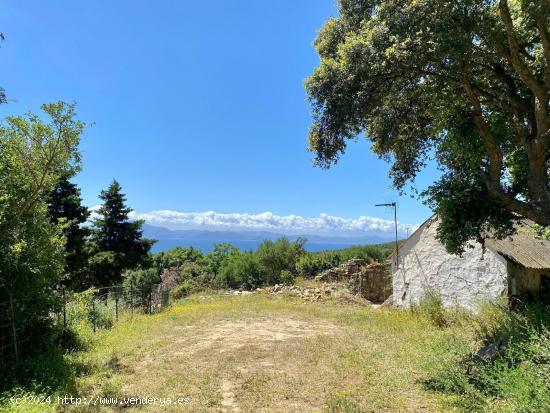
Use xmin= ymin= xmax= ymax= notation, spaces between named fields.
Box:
xmin=151 ymin=239 xmax=360 ymax=253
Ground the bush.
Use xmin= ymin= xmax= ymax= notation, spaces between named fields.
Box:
xmin=424 ymin=301 xmax=550 ymax=412
xmin=122 ymin=268 xmax=160 ymax=293
xmin=66 ymin=289 xmax=114 ymax=331
xmin=296 ymin=244 xmax=393 ymax=279
xmin=170 ymin=279 xmax=198 ymax=299
xmin=279 ymin=270 xmax=294 ymax=285
xmin=217 ymin=252 xmax=262 ymax=290
xmin=257 ymin=237 xmax=305 ymax=284
xmin=88 ymin=300 xmax=114 ymax=330
xmin=203 ymin=243 xmax=240 ymax=275
xmin=413 ymin=292 xmax=449 ymax=328
xmin=335 ymin=245 xmax=389 ymax=263
xmin=152 ymin=246 xmax=203 ymax=274
xmin=296 ymin=254 xmax=329 ymax=278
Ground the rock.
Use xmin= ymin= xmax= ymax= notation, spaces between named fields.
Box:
xmin=475 ymin=340 xmax=507 ymax=360
xmin=380 ymin=294 xmax=393 ymax=308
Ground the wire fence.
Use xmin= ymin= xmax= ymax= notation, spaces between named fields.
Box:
xmin=0 ymin=282 xmax=171 ymax=366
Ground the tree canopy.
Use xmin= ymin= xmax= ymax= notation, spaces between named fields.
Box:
xmin=0 ymin=32 xmax=6 ymax=105
xmin=88 ymin=180 xmax=154 ymax=287
xmin=48 ymin=174 xmax=90 ymax=290
xmin=0 ymin=102 xmax=84 ymax=339
xmin=306 ymin=0 xmax=550 ymax=253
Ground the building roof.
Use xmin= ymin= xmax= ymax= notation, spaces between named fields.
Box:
xmin=400 ymin=214 xmax=550 ymax=270
xmin=486 ymin=230 xmax=550 ymax=269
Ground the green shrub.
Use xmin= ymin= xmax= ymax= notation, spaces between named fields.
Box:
xmin=296 ymin=254 xmax=329 ymax=278
xmin=123 ymin=268 xmax=160 ymax=293
xmin=88 ymin=300 xmax=114 ymax=330
xmin=296 ymin=244 xmax=393 ymax=279
xmin=279 ymin=270 xmax=294 ymax=285
xmin=412 ymin=292 xmax=449 ymax=328
xmin=217 ymin=252 xmax=263 ymax=290
xmin=203 ymin=243 xmax=240 ymax=275
xmin=332 ymin=244 xmax=390 ymax=263
xmin=424 ymin=301 xmax=550 ymax=412
xmin=257 ymin=237 xmax=306 ymax=284
xmin=170 ymin=279 xmax=198 ymax=299
xmin=66 ymin=289 xmax=114 ymax=331
xmin=152 ymin=246 xmax=203 ymax=273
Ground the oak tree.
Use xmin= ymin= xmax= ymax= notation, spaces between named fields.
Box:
xmin=306 ymin=0 xmax=550 ymax=252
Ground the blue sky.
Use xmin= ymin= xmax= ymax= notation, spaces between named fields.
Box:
xmin=0 ymin=1 xmax=437 ymax=236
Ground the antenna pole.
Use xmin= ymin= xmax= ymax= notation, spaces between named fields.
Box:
xmin=375 ymin=202 xmax=398 ymax=266
xmin=393 ymin=203 xmax=398 ymax=267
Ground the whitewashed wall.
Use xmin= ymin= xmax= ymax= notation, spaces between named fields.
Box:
xmin=392 ymin=217 xmax=508 ymax=310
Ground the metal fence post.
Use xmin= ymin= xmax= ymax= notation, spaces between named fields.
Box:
xmin=148 ymin=289 xmax=152 ymax=314
xmin=115 ymin=287 xmax=119 ymax=322
xmin=62 ymin=287 xmax=67 ymax=330
xmin=130 ymin=281 xmax=134 ymax=317
xmin=162 ymin=288 xmax=169 ymax=308
xmin=92 ymin=298 xmax=96 ymax=333
xmin=9 ymin=294 xmax=18 ymax=362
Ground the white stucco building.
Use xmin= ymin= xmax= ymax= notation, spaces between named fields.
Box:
xmin=392 ymin=215 xmax=550 ymax=310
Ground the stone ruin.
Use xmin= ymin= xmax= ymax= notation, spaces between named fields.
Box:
xmin=351 ymin=261 xmax=393 ymax=303
xmin=316 ymin=258 xmax=392 ymax=303
xmin=316 ymin=259 xmax=367 ymax=282
xmin=151 ymin=267 xmax=182 ymax=308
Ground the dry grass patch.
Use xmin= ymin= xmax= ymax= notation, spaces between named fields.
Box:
xmin=64 ymin=293 xmax=457 ymax=412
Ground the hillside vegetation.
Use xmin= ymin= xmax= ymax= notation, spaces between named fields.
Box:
xmin=2 ymin=290 xmax=549 ymax=413
xmin=125 ymin=240 xmax=394 ymax=298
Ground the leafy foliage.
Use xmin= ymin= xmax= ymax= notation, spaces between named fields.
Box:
xmin=204 ymin=243 xmax=240 ymax=275
xmin=306 ymin=0 xmax=550 ymax=253
xmin=152 ymin=246 xmax=203 ymax=274
xmin=0 ymin=102 xmax=84 ymax=350
xmin=122 ymin=268 xmax=160 ymax=294
xmin=296 ymin=244 xmax=392 ymax=278
xmin=424 ymin=300 xmax=550 ymax=412
xmin=256 ymin=237 xmax=306 ymax=284
xmin=217 ymin=251 xmax=263 ymax=290
xmin=144 ymin=239 xmax=393 ymax=294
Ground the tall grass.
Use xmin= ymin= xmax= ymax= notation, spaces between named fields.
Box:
xmin=421 ymin=296 xmax=550 ymax=413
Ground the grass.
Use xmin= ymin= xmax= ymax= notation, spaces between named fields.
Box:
xmin=1 ymin=292 xmax=463 ymax=412
xmin=5 ymin=291 xmax=547 ymax=412
xmin=423 ymin=299 xmax=550 ymax=413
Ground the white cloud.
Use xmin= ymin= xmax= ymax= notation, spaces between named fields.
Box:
xmin=122 ymin=209 xmax=418 ymax=237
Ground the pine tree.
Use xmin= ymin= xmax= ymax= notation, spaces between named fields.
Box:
xmin=89 ymin=180 xmax=154 ymax=286
xmin=48 ymin=174 xmax=90 ymax=290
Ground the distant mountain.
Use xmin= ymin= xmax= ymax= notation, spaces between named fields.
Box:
xmin=142 ymin=223 xmax=395 ymax=253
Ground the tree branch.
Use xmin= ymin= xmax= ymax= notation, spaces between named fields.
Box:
xmin=464 ymin=74 xmax=550 ymax=225
xmin=499 ymin=0 xmax=549 ymax=137
xmin=536 ymin=14 xmax=550 ymax=88
xmin=499 ymin=0 xmax=547 ymax=100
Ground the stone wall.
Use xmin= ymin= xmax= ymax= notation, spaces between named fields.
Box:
xmin=351 ymin=261 xmax=392 ymax=303
xmin=317 ymin=258 xmax=392 ymax=303
xmin=316 ymin=258 xmax=367 ymax=282
xmin=152 ymin=267 xmax=182 ymax=307
xmin=393 ymin=216 xmax=508 ymax=310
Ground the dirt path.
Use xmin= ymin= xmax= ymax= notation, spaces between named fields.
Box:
xmin=124 ymin=315 xmax=341 ymax=412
